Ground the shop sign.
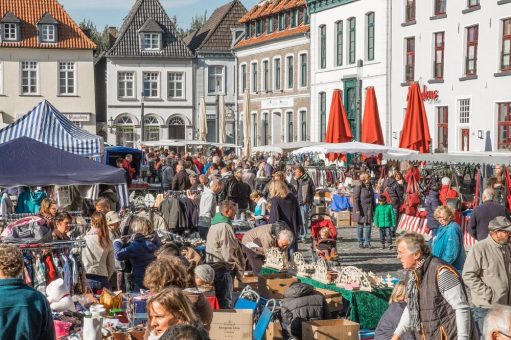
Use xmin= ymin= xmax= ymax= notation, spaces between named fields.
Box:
xmin=261 ymin=98 xmax=294 ymax=109
xmin=421 ymin=85 xmax=439 ymax=102
xmin=64 ymin=113 xmax=90 ymax=122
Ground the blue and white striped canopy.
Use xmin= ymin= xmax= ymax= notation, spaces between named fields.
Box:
xmin=0 ymin=100 xmax=103 ymax=159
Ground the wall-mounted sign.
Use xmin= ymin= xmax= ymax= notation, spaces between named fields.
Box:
xmin=421 ymin=85 xmax=439 ymax=102
xmin=64 ymin=113 xmax=91 ymax=122
xmin=261 ymin=97 xmax=294 ymax=109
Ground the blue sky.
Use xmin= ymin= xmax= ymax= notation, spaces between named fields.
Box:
xmin=59 ymin=0 xmax=260 ymax=31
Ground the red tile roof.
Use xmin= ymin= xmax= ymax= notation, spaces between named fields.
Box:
xmin=240 ymin=0 xmax=305 ymax=23
xmin=0 ymin=0 xmax=96 ymax=50
xmin=234 ymin=24 xmax=309 ymax=49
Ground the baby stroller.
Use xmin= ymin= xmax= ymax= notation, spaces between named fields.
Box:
xmin=310 ymin=213 xmax=339 ymax=262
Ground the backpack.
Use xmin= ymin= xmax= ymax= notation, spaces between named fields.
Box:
xmin=10 ymin=216 xmax=52 ymax=242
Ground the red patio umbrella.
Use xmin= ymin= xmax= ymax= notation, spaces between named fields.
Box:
xmin=325 ymin=89 xmax=353 ymax=161
xmin=399 ymin=82 xmax=432 ymax=153
xmin=361 ymin=87 xmax=384 ymax=145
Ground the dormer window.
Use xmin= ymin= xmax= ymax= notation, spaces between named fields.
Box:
xmin=139 ymin=19 xmax=163 ymax=51
xmin=1 ymin=12 xmax=21 ymax=42
xmin=37 ymin=13 xmax=58 ymax=43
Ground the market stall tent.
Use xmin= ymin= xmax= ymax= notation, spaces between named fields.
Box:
xmin=292 ymin=141 xmax=419 ymax=158
xmin=0 ymin=137 xmax=129 ymax=207
xmin=0 ymin=100 xmax=103 ymax=159
xmin=105 ymin=146 xmax=143 ymax=176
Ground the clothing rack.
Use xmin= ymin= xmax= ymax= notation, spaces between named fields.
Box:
xmin=2 ymin=239 xmax=86 ymax=249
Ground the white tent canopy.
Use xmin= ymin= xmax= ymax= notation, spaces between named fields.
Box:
xmin=292 ymin=142 xmax=419 ymax=157
xmin=386 ymin=151 xmax=511 ymax=165
xmin=253 ymin=141 xmax=322 ymax=154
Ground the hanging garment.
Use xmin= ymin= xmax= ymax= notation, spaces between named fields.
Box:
xmin=159 ymin=197 xmax=187 ymax=230
xmin=44 ymin=254 xmax=58 ymax=284
xmin=34 ymin=255 xmax=47 ymax=294
xmin=0 ymin=192 xmax=13 ymax=216
xmin=16 ymin=189 xmax=47 ymax=213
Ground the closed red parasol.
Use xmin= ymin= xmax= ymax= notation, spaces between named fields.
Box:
xmin=325 ymin=89 xmax=353 ymax=161
xmin=361 ymin=87 xmax=384 ymax=145
xmin=399 ymin=82 xmax=432 ymax=153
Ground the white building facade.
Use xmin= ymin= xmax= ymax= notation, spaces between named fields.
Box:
xmin=309 ymin=0 xmax=392 ymax=142
xmin=391 ymin=0 xmax=511 ymax=153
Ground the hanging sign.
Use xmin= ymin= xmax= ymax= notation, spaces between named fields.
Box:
xmin=421 ymin=85 xmax=439 ymax=102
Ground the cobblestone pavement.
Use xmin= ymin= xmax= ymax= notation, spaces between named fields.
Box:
xmin=297 ymin=226 xmax=406 ymax=281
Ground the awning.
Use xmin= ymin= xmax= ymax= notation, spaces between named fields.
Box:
xmin=292 ymin=141 xmax=419 ymax=157
xmin=0 ymin=100 xmax=103 ymax=159
xmin=385 ymin=152 xmax=511 ymax=165
xmin=253 ymin=141 xmax=322 ymax=153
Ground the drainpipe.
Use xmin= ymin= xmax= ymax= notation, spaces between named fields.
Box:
xmin=386 ymin=0 xmax=392 ymax=145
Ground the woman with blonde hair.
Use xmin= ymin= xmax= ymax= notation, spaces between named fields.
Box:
xmin=268 ymin=180 xmax=302 ymax=253
xmin=432 ymin=205 xmax=465 ymax=271
xmin=145 ymin=287 xmax=205 ymax=340
xmin=39 ymin=198 xmax=58 ymax=228
xmin=143 ymin=257 xmax=213 ymax=331
xmin=375 ymin=281 xmax=415 ymax=339
xmin=82 ymin=212 xmax=115 ymax=293
xmin=114 ymin=216 xmax=161 ymax=291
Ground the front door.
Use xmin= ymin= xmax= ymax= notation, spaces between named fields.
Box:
xmin=343 ymin=78 xmax=358 ymax=139
xmin=461 ymin=128 xmax=470 ymax=151
xmin=272 ymin=112 xmax=282 ymax=144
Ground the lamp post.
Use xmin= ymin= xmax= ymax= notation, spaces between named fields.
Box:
xmin=140 ymin=91 xmax=145 ymax=142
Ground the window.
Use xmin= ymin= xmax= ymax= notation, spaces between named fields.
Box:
xmin=348 ymin=18 xmax=356 ymax=64
xmin=458 ymin=99 xmax=470 ymax=124
xmin=0 ymin=62 xmax=3 ymax=95
xmin=240 ymin=64 xmax=247 ymax=92
xmin=41 ymin=24 xmax=56 ymax=43
xmin=256 ymin=20 xmax=262 ymax=36
xmin=59 ymin=62 xmax=75 ymax=95
xmin=267 ymin=17 xmax=273 ymax=34
xmin=245 ymin=23 xmax=251 ymax=38
xmin=251 ymin=62 xmax=258 ymax=93
xmin=143 ymin=72 xmax=159 ymax=98
xmin=252 ymin=113 xmax=258 ymax=147
xmin=405 ymin=0 xmax=416 ymax=22
xmin=116 ymin=116 xmax=134 ymax=147
xmin=436 ymin=106 xmax=448 ymax=152
xmin=467 ymin=0 xmax=479 ymax=7
xmin=319 ymin=25 xmax=326 ymax=69
xmin=286 ymin=55 xmax=294 ymax=89
xmin=466 ymin=25 xmax=478 ymax=76
xmin=3 ymin=23 xmax=17 ymax=41
xmin=168 ymin=117 xmax=186 ymax=140
xmin=287 ymin=111 xmax=294 ymax=142
xmin=435 ymin=0 xmax=446 ymax=15
xmin=300 ymin=110 xmax=307 ymax=141
xmin=498 ymin=103 xmax=511 ymax=150
xmin=291 ymin=9 xmax=298 ymax=28
xmin=143 ymin=116 xmax=160 ymax=141
xmin=336 ymin=21 xmax=343 ymax=66
xmin=405 ymin=37 xmax=415 ymax=82
xmin=118 ymin=72 xmax=135 ymax=98
xmin=262 ymin=60 xmax=269 ymax=92
xmin=434 ymin=32 xmax=445 ymax=79
xmin=274 ymin=58 xmax=281 ymax=90
xmin=142 ymin=33 xmax=161 ymax=50
xmin=279 ymin=13 xmax=286 ymax=31
xmin=299 ymin=53 xmax=307 ymax=87
xmin=304 ymin=8 xmax=310 ymax=25
xmin=367 ymin=13 xmax=375 ymax=61
xmin=319 ymin=92 xmax=326 ymax=142
xmin=501 ymin=19 xmax=511 ymax=71
xmin=262 ymin=112 xmax=269 ymax=145
xmin=208 ymin=66 xmax=224 ymax=94
xmin=168 ymin=72 xmax=184 ymax=98
xmin=21 ymin=61 xmax=38 ymax=95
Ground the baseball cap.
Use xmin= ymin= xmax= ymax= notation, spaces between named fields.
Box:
xmin=105 ymin=211 xmax=121 ymax=225
xmin=488 ymin=216 xmax=511 ymax=232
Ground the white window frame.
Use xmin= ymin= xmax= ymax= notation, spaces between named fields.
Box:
xmin=252 ymin=111 xmax=258 ymax=147
xmin=41 ymin=24 xmax=56 ymax=43
xmin=298 ymin=51 xmax=308 ymax=89
xmin=142 ymin=33 xmax=161 ymax=51
xmin=285 ymin=54 xmax=294 ymax=90
xmin=3 ymin=23 xmax=17 ymax=41
xmin=58 ymin=62 xmax=76 ymax=95
xmin=251 ymin=61 xmax=258 ymax=94
xmin=299 ymin=108 xmax=308 ymax=141
xmin=457 ymin=98 xmax=471 ymax=125
xmin=20 ymin=61 xmax=38 ymax=95
xmin=118 ymin=71 xmax=136 ymax=99
xmin=273 ymin=56 xmax=282 ymax=91
xmin=286 ymin=110 xmax=294 ymax=143
xmin=143 ymin=72 xmax=160 ymax=98
xmin=168 ymin=72 xmax=184 ymax=99
xmin=208 ymin=65 xmax=225 ymax=95
xmin=261 ymin=58 xmax=270 ymax=93
xmin=239 ymin=63 xmax=247 ymax=93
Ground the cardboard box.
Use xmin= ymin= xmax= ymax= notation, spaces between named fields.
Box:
xmin=314 ymin=205 xmax=328 ymax=215
xmin=302 ymin=319 xmax=360 ymax=340
xmin=258 ymin=273 xmax=298 ymax=299
xmin=234 ymin=274 xmax=259 ymax=290
xmin=314 ymin=191 xmax=332 ymax=203
xmin=209 ymin=309 xmax=253 ymax=340
xmin=334 ymin=211 xmax=352 ymax=227
xmin=315 ymin=288 xmax=343 ymax=314
xmin=265 ymin=321 xmax=284 ymax=340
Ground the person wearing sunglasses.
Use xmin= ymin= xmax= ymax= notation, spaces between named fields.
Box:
xmin=463 ymin=216 xmax=511 ymax=338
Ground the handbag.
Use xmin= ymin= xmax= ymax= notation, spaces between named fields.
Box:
xmin=99 ymin=289 xmax=123 ymax=310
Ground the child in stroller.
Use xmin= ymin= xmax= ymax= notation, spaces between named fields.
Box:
xmin=310 ymin=214 xmax=338 ymax=261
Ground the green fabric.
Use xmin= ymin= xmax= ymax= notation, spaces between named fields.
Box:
xmin=373 ymin=203 xmax=396 ymax=228
xmin=0 ymin=278 xmax=56 ymax=339
xmin=259 ymin=267 xmax=391 ymax=329
xmin=211 ymin=212 xmax=231 ymax=225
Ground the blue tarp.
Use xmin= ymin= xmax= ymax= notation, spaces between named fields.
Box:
xmin=0 ymin=137 xmax=125 ymax=186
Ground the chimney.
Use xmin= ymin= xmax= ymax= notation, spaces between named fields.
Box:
xmin=108 ymin=26 xmax=118 ymax=47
